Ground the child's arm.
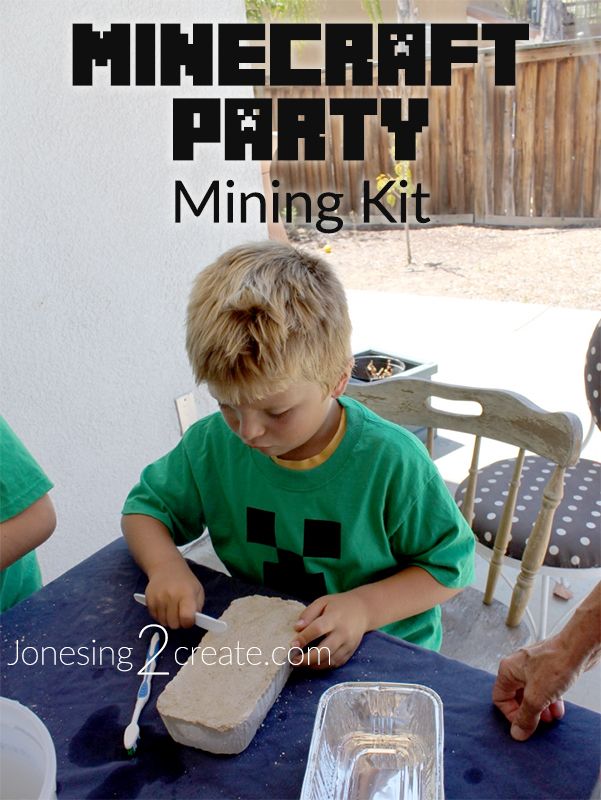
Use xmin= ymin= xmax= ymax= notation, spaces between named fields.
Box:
xmin=121 ymin=513 xmax=205 ymax=629
xmin=0 ymin=493 xmax=56 ymax=570
xmin=290 ymin=566 xmax=459 ymax=669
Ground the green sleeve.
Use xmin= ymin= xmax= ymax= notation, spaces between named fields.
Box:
xmin=389 ymin=469 xmax=476 ymax=589
xmin=0 ymin=417 xmax=53 ymax=522
xmin=122 ymin=436 xmax=206 ymax=546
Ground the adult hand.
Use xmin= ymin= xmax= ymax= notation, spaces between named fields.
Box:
xmin=144 ymin=558 xmax=205 ymax=629
xmin=493 ymin=637 xmax=577 ymax=741
xmin=494 ymin=583 xmax=601 ymax=742
xmin=289 ymin=590 xmax=370 ymax=670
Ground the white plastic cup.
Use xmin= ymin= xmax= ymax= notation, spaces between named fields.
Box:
xmin=0 ymin=697 xmax=57 ymax=800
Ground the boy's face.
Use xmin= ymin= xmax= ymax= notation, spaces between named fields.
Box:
xmin=209 ymin=380 xmax=346 ymax=461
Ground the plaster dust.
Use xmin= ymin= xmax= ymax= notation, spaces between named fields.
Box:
xmin=157 ymin=595 xmax=305 ymax=754
xmin=290 ymin=225 xmax=601 ymax=310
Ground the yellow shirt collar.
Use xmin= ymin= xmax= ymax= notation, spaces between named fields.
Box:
xmin=272 ymin=407 xmax=347 ymax=471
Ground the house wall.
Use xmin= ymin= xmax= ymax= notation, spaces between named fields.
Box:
xmin=418 ymin=0 xmax=470 ymax=21
xmin=267 ymin=0 xmax=471 ymax=72
xmin=301 ymin=0 xmax=469 ymax=22
xmin=1 ymin=0 xmax=265 ymax=582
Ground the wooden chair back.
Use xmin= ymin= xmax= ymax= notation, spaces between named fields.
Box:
xmin=345 ymin=378 xmax=583 ymax=627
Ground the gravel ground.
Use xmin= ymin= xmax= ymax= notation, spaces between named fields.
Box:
xmin=289 ymin=225 xmax=601 ymax=310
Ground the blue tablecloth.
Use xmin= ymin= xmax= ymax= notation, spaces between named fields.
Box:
xmin=1 ymin=538 xmax=599 ymax=799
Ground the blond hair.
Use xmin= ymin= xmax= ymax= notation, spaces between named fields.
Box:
xmin=186 ymin=241 xmax=352 ymax=404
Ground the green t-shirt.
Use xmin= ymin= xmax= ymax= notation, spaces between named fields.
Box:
xmin=0 ymin=417 xmax=53 ymax=612
xmin=123 ymin=396 xmax=475 ymax=650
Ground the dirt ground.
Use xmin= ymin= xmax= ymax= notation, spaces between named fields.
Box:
xmin=288 ymin=225 xmax=601 ymax=310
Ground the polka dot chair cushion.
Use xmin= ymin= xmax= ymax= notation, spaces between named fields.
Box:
xmin=584 ymin=319 xmax=601 ymax=431
xmin=456 ymin=456 xmax=601 ymax=569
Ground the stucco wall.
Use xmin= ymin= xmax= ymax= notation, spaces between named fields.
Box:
xmin=1 ymin=1 xmax=266 ymax=582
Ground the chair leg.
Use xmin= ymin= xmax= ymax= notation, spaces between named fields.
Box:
xmin=507 ymin=466 xmax=564 ymax=627
xmin=538 ymin=574 xmax=550 ymax=640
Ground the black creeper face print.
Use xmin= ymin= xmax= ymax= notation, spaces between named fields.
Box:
xmin=246 ymin=507 xmax=341 ymax=602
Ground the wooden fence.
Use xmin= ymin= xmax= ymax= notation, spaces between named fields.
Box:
xmin=257 ymin=38 xmax=601 ymax=224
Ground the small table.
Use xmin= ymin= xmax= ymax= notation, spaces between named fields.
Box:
xmin=1 ymin=539 xmax=599 ymax=799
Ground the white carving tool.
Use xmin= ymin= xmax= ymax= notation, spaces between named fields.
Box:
xmin=133 ymin=593 xmax=227 ymax=634
xmin=123 ymin=631 xmax=161 ymax=755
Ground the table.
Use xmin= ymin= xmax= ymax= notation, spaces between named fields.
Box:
xmin=1 ymin=539 xmax=599 ymax=799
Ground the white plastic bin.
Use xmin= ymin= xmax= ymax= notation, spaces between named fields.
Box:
xmin=0 ymin=697 xmax=57 ymax=800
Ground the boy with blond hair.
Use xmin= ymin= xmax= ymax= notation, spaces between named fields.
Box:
xmin=122 ymin=242 xmax=474 ymax=667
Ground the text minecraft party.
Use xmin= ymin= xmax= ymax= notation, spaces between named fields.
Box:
xmin=73 ymin=22 xmax=529 ymax=231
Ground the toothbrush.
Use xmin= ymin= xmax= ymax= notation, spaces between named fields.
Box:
xmin=133 ymin=592 xmax=227 ymax=634
xmin=123 ymin=631 xmax=161 ymax=755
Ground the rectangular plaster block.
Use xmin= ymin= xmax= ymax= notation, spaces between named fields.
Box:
xmin=157 ymin=594 xmax=305 ymax=754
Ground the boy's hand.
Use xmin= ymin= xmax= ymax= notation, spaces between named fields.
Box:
xmin=144 ymin=557 xmax=205 ymax=629
xmin=289 ymin=590 xmax=370 ymax=670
